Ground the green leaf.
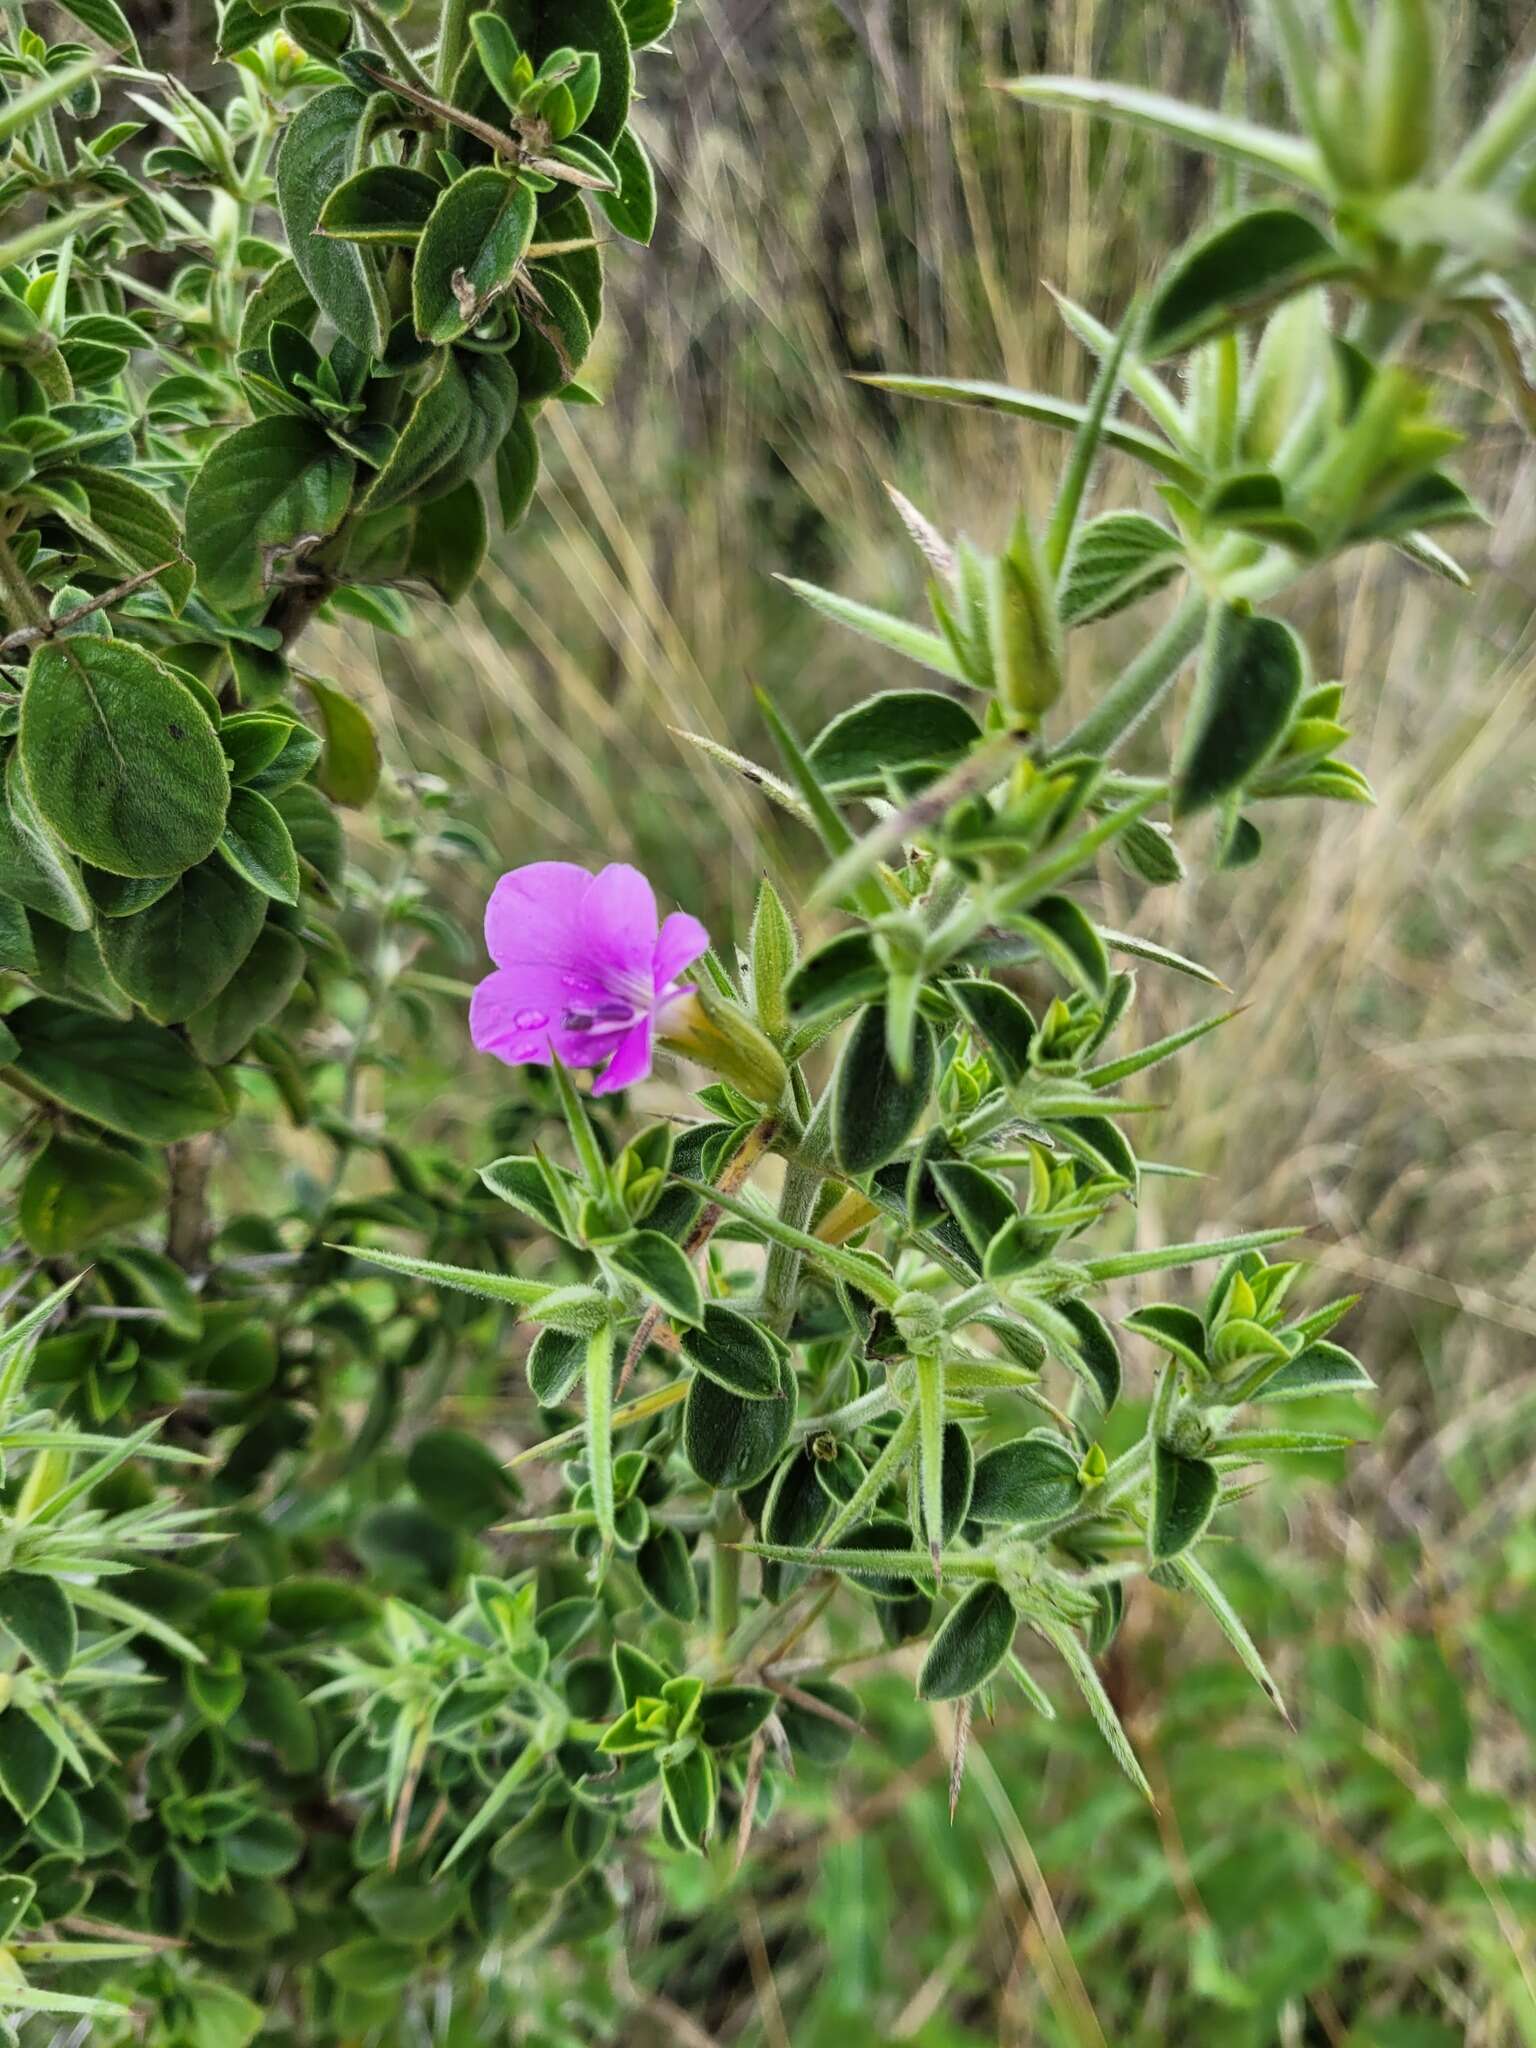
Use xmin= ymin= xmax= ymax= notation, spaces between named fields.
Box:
xmin=55 ymin=465 xmax=193 ymax=612
xmin=187 ymin=925 xmax=307 ymax=1066
xmin=1057 ymin=1297 xmax=1123 ymax=1410
xmin=777 ymin=576 xmax=967 ymax=683
xmin=1082 ymin=1226 xmax=1297 ymax=1282
xmin=833 ymin=1005 xmax=935 ymax=1176
xmin=98 ymin=862 xmax=267 ymax=1024
xmin=636 ymin=1525 xmax=699 ymax=1621
xmin=0 ymin=1572 xmax=77 ymax=1680
xmin=268 ymin=1576 xmax=380 ymax=1643
xmin=679 ymin=1302 xmax=783 ymax=1400
xmin=1150 ymin=1441 xmax=1220 ymax=1560
xmin=807 ymin=690 xmax=981 ymax=793
xmin=406 ymin=476 xmax=487 ymax=602
xmin=3 ymin=998 xmax=228 ymax=1142
xmin=618 ymin=0 xmax=675 ymax=44
xmin=480 ymin=1153 xmax=568 ymax=1234
xmin=1002 ymin=75 xmax=1326 ymax=187
xmin=300 ymin=679 xmax=380 ymax=808
xmin=56 ymin=0 xmax=140 ymax=54
xmin=696 ymin=1684 xmax=775 ymax=1749
xmin=660 ymin=1743 xmax=716 ymax=1852
xmin=413 ymin=168 xmax=537 ymax=344
xmin=1033 ymin=1614 xmax=1153 ymax=1800
xmin=0 ymin=1875 xmax=34 ymax=1944
xmin=784 ymin=929 xmax=885 ymax=1025
xmin=364 ymin=350 xmax=518 ymax=512
xmin=274 ymin=782 xmax=344 ymax=890
xmin=276 ymin=85 xmax=389 ymax=353
xmin=683 ymin=1353 xmax=796 ymax=1491
xmin=321 ymin=1938 xmax=418 ymax=1996
xmin=1122 ymin=1303 xmax=1209 ymax=1375
xmin=1144 ymin=208 xmax=1349 ymax=358
xmin=0 ymin=892 xmax=34 ymax=976
xmin=353 ymin=1869 xmax=462 ymax=1944
xmin=239 ymin=257 xmax=317 ymax=356
xmin=969 ymin=1437 xmax=1082 ymax=1526
xmin=1059 ymin=512 xmax=1184 ymax=626
xmin=917 ymin=1582 xmax=1019 ymax=1701
xmin=20 ymin=637 xmax=229 ymax=880
xmin=600 ymin=124 xmax=657 ymax=243
xmin=0 ymin=751 xmax=93 ymax=931
xmin=1256 ymin=1339 xmax=1374 ymax=1402
xmin=18 ymin=1132 xmax=164 ymax=1254
xmin=508 ymin=263 xmax=592 ymax=402
xmin=0 ymin=59 xmax=102 ymax=150
xmin=1178 ymin=1551 xmax=1288 ymax=1719
xmin=1173 ymin=608 xmax=1306 ymax=818
xmin=526 ymin=1326 xmax=583 ymax=1405
xmin=856 ymin=375 xmax=1205 ymax=493
xmin=1011 ymin=893 xmax=1109 ymax=997
xmin=503 ymin=0 xmax=634 ymax=149
xmin=0 ymin=1712 xmax=62 ymax=1821
xmin=317 ymin=164 xmax=440 ymax=244
xmin=946 ymin=978 xmax=1035 ymax=1089
xmin=494 ymin=410 xmax=541 ymax=528
xmin=218 ymin=789 xmax=300 ymax=907
xmin=339 ymin=1243 xmax=568 ymax=1313
xmin=185 ymin=418 xmax=355 ymax=611
xmin=407 ymin=1427 xmax=515 ymax=1530
xmin=609 ymin=1230 xmax=704 ymax=1328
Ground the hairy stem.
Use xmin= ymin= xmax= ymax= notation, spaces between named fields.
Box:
xmin=1050 ymin=590 xmax=1208 ymax=760
xmin=709 ymin=1504 xmax=744 ymax=1652
xmin=436 ymin=0 xmax=472 ymax=95
xmin=760 ymin=1092 xmax=832 ymax=1337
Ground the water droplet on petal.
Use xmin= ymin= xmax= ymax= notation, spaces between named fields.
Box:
xmin=513 ymin=1040 xmax=539 ymax=1059
xmin=513 ymin=1008 xmax=547 ymax=1030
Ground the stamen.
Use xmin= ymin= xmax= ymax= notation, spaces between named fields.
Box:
xmin=562 ymin=998 xmax=640 ymax=1036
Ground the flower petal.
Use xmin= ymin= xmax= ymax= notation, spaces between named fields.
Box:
xmin=652 ymin=910 xmax=710 ymax=990
xmin=484 ymin=861 xmax=594 ymax=973
xmin=470 ymin=968 xmax=560 ymax=1067
xmin=581 ymin=864 xmax=659 ymax=991
xmin=592 ymin=1015 xmax=653 ymax=1095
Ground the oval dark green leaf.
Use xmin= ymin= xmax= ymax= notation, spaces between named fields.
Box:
xmin=680 ymin=1302 xmax=783 ymax=1400
xmin=917 ymin=1582 xmax=1019 ymax=1701
xmin=20 ymin=637 xmax=229 ymax=880
xmin=1174 ymin=607 xmax=1306 ymax=818
xmin=683 ymin=1353 xmax=796 ymax=1492
xmin=833 ymin=1004 xmax=935 ymax=1176
xmin=969 ymin=1436 xmax=1082 ymax=1526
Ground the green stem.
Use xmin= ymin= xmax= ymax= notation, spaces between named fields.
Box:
xmin=1448 ymin=50 xmax=1536 ymax=188
xmin=709 ymin=1505 xmax=743 ymax=1651
xmin=358 ymin=4 xmax=433 ymax=95
xmin=436 ymin=0 xmax=473 ymax=96
xmin=1050 ymin=590 xmax=1207 ymax=760
xmin=584 ymin=1322 xmax=617 ymax=1556
xmin=760 ymin=1090 xmax=832 ymax=1337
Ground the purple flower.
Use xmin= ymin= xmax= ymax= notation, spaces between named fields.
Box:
xmin=470 ymin=862 xmax=709 ymax=1095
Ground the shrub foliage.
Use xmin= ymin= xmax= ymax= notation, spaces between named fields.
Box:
xmin=0 ymin=0 xmax=1530 ymax=2039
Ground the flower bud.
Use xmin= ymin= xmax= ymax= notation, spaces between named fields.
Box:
xmin=892 ymin=1289 xmax=946 ymax=1349
xmin=987 ymin=512 xmax=1062 ymax=725
xmin=1364 ymin=0 xmax=1437 ymax=189
xmin=749 ymin=876 xmax=797 ymax=1043
xmin=657 ymin=986 xmax=788 ymax=1106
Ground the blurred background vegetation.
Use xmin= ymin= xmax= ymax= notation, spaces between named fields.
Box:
xmin=124 ymin=0 xmax=1536 ymax=2039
